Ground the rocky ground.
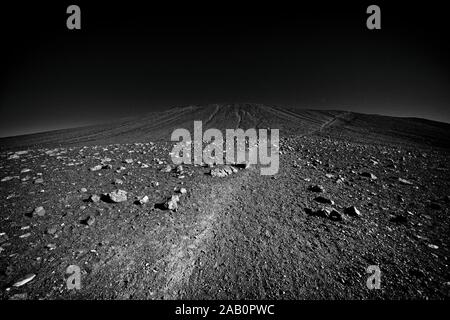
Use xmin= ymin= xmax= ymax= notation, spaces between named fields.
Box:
xmin=0 ymin=104 xmax=449 ymax=299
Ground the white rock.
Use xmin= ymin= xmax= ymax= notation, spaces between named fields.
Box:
xmin=107 ymin=190 xmax=128 ymax=203
xmin=13 ymin=274 xmax=36 ymax=287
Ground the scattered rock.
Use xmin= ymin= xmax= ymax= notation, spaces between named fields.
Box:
xmin=151 ymin=181 xmax=159 ymax=187
xmin=210 ymin=166 xmax=234 ymax=177
xmin=398 ymin=178 xmax=413 ymax=185
xmin=314 ymin=196 xmax=334 ymax=205
xmin=80 ymin=188 xmax=88 ymax=193
xmin=46 ymin=227 xmax=58 ymax=235
xmin=360 ymin=172 xmax=377 ymax=180
xmin=113 ymin=178 xmax=124 ymax=185
xmin=9 ymin=293 xmax=28 ymax=300
xmin=176 ymin=165 xmax=184 ymax=174
xmin=164 ymin=195 xmax=180 ymax=211
xmin=19 ymin=233 xmax=31 ymax=238
xmin=314 ymin=207 xmax=331 ymax=218
xmin=82 ymin=215 xmax=95 ymax=226
xmin=344 ymin=206 xmax=361 ymax=217
xmin=32 ymin=206 xmax=46 ymax=217
xmin=46 ymin=243 xmax=57 ymax=250
xmin=308 ymin=185 xmax=325 ymax=193
xmin=90 ymin=194 xmax=101 ymax=203
xmin=137 ymin=195 xmax=149 ymax=205
xmin=106 ymin=190 xmax=128 ymax=203
xmin=335 ymin=177 xmax=345 ymax=184
xmin=33 ymin=177 xmax=44 ymax=184
xmin=89 ymin=165 xmax=102 ymax=171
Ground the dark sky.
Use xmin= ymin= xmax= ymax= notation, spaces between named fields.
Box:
xmin=1 ymin=1 xmax=449 ymax=137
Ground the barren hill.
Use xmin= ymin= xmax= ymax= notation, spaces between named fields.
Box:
xmin=2 ymin=104 xmax=449 ymax=150
xmin=0 ymin=104 xmax=449 ymax=300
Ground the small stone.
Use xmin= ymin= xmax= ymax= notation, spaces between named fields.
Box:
xmin=9 ymin=293 xmax=28 ymax=300
xmin=1 ymin=176 xmax=14 ymax=182
xmin=360 ymin=172 xmax=377 ymax=180
xmin=314 ymin=196 xmax=334 ymax=205
xmin=46 ymin=243 xmax=57 ymax=250
xmin=80 ymin=188 xmax=88 ymax=193
xmin=176 ymin=165 xmax=184 ymax=173
xmin=20 ymin=168 xmax=32 ymax=173
xmin=19 ymin=233 xmax=31 ymax=238
xmin=179 ymin=188 xmax=187 ymax=194
xmin=90 ymin=194 xmax=100 ymax=203
xmin=428 ymin=244 xmax=439 ymax=250
xmin=151 ymin=181 xmax=159 ymax=187
xmin=32 ymin=206 xmax=45 ymax=217
xmin=398 ymin=178 xmax=413 ymax=185
xmin=162 ymin=165 xmax=172 ymax=172
xmin=123 ymin=159 xmax=133 ymax=164
xmin=34 ymin=178 xmax=44 ymax=184
xmin=47 ymin=227 xmax=58 ymax=235
xmin=137 ymin=195 xmax=149 ymax=205
xmin=315 ymin=207 xmax=331 ymax=218
xmin=344 ymin=206 xmax=361 ymax=217
xmin=107 ymin=189 xmax=128 ymax=203
xmin=210 ymin=167 xmax=228 ymax=177
xmin=113 ymin=178 xmax=124 ymax=185
xmin=8 ymin=154 xmax=20 ymax=160
xmin=164 ymin=195 xmax=180 ymax=211
xmin=89 ymin=165 xmax=102 ymax=172
xmin=83 ymin=215 xmax=95 ymax=226
xmin=308 ymin=185 xmax=325 ymax=193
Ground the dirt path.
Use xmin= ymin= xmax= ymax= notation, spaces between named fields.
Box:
xmin=177 ymin=169 xmax=348 ymax=299
xmin=159 ymin=173 xmax=251 ymax=299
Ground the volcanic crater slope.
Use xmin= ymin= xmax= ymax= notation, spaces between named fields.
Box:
xmin=0 ymin=104 xmax=449 ymax=299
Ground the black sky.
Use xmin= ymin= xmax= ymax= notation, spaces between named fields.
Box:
xmin=1 ymin=1 xmax=449 ymax=137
